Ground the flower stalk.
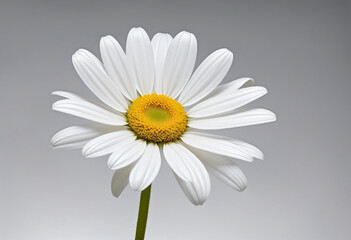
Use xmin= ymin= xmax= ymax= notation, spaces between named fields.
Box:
xmin=135 ymin=185 xmax=151 ymax=240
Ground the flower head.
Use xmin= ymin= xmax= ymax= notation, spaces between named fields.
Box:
xmin=51 ymin=27 xmax=276 ymax=205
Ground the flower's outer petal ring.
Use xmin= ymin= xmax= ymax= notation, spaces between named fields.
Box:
xmin=129 ymin=144 xmax=161 ymax=191
xmin=151 ymin=33 xmax=173 ymax=94
xmin=72 ymin=49 xmax=128 ymax=112
xmin=179 ymin=48 xmax=233 ymax=107
xmin=126 ymin=27 xmax=155 ymax=95
xmin=188 ymin=108 xmax=276 ymax=130
xmin=162 ymin=31 xmax=197 ymax=98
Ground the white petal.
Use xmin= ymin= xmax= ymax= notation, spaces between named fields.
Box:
xmin=204 ymin=77 xmax=254 ymax=100
xmin=52 ymin=91 xmax=85 ymax=101
xmin=51 ymin=124 xmax=121 ymax=149
xmin=172 ymin=143 xmax=211 ymax=206
xmin=188 ymin=108 xmax=276 ymax=130
xmin=72 ymin=49 xmax=128 ymax=112
xmin=181 ymin=131 xmax=252 ymax=162
xmin=162 ymin=31 xmax=197 ymax=98
xmin=163 ymin=142 xmax=210 ymax=188
xmin=111 ymin=163 xmax=135 ymax=198
xmin=126 ymin=27 xmax=155 ymax=95
xmin=82 ymin=130 xmax=135 ymax=158
xmin=188 ymin=86 xmax=267 ymax=118
xmin=100 ymin=35 xmax=137 ymax=100
xmin=184 ymin=131 xmax=264 ymax=160
xmin=52 ymin=91 xmax=126 ymax=126
xmin=179 ymin=49 xmax=233 ymax=106
xmin=229 ymin=139 xmax=264 ymax=160
xmin=108 ymin=140 xmax=146 ymax=170
xmin=129 ymin=144 xmax=161 ymax=191
xmin=187 ymin=146 xmax=247 ymax=191
xmin=163 ymin=143 xmax=190 ymax=182
xmin=151 ymin=33 xmax=173 ymax=94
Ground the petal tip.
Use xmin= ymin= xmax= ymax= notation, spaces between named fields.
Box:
xmin=100 ymin=35 xmax=115 ymax=45
xmin=130 ymin=183 xmax=142 ymax=192
xmin=72 ymin=51 xmax=83 ymax=61
xmin=238 ymin=185 xmax=247 ymax=192
xmin=81 ymin=147 xmax=92 ymax=158
xmin=221 ymin=48 xmax=233 ymax=55
xmin=192 ymin=200 xmax=206 ymax=206
xmin=270 ymin=111 xmax=277 ymax=121
xmin=73 ymin=49 xmax=91 ymax=61
xmin=130 ymin=27 xmax=146 ymax=34
xmin=111 ymin=186 xmax=123 ymax=198
xmin=107 ymin=160 xmax=115 ymax=170
xmin=108 ymin=160 xmax=123 ymax=171
xmin=50 ymin=138 xmax=57 ymax=148
xmin=102 ymin=34 xmax=113 ymax=39
xmin=177 ymin=31 xmax=195 ymax=40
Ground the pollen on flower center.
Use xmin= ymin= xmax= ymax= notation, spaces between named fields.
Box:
xmin=127 ymin=93 xmax=188 ymax=143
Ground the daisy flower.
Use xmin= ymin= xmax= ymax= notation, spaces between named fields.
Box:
xmin=51 ymin=27 xmax=276 ymax=206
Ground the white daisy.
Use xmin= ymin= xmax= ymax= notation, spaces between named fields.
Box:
xmin=51 ymin=27 xmax=276 ymax=206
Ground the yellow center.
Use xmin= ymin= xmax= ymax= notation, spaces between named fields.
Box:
xmin=126 ymin=93 xmax=188 ymax=143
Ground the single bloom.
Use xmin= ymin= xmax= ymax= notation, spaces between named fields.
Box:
xmin=51 ymin=27 xmax=276 ymax=205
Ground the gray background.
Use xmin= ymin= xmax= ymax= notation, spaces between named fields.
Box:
xmin=1 ymin=0 xmax=350 ymax=239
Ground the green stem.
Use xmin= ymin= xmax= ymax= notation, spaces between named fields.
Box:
xmin=135 ymin=185 xmax=151 ymax=240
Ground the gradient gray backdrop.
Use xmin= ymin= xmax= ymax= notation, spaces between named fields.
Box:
xmin=1 ymin=0 xmax=350 ymax=239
